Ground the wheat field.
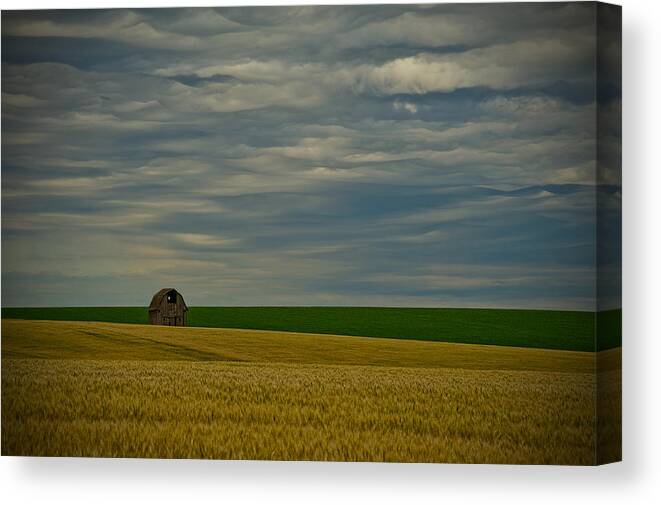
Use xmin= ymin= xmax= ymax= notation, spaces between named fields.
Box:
xmin=1 ymin=319 xmax=621 ymax=464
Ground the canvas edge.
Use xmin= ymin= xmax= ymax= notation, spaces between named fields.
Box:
xmin=595 ymin=0 xmax=622 ymax=466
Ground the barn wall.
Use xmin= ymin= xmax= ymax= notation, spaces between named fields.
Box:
xmin=149 ymin=291 xmax=188 ymax=327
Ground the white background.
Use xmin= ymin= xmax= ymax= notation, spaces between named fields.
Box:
xmin=1 ymin=0 xmax=658 ymax=504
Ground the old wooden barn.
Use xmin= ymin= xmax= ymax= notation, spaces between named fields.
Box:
xmin=148 ymin=288 xmax=188 ymax=326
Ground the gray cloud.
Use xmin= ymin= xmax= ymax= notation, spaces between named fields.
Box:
xmin=1 ymin=4 xmax=620 ymax=309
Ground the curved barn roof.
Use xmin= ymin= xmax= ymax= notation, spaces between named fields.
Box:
xmin=149 ymin=288 xmax=188 ymax=311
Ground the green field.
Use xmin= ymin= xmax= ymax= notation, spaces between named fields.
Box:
xmin=1 ymin=307 xmax=621 ymax=351
xmin=1 ymin=320 xmax=622 ymax=463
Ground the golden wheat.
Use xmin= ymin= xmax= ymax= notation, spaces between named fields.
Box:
xmin=0 ymin=320 xmax=620 ymax=464
xmin=2 ymin=358 xmax=607 ymax=464
xmin=2 ymin=319 xmax=594 ymax=373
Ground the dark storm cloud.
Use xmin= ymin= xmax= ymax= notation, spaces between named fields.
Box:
xmin=1 ymin=3 xmax=620 ymax=309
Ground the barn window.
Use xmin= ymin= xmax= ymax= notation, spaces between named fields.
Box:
xmin=167 ymin=291 xmax=177 ymax=303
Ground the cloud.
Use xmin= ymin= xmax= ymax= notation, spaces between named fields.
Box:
xmin=1 ymin=4 xmax=619 ymax=309
xmin=339 ymin=3 xmax=594 ymax=50
xmin=393 ymin=100 xmax=418 ymax=114
xmin=2 ymin=11 xmax=206 ymax=50
xmin=341 ymin=38 xmax=594 ymax=95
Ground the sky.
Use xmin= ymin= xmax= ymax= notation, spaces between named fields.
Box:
xmin=1 ymin=3 xmax=621 ymax=309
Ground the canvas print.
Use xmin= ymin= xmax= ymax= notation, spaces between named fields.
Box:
xmin=1 ymin=2 xmax=621 ymax=464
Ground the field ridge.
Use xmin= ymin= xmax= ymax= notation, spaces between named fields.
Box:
xmin=2 ymin=319 xmax=602 ymax=373
xmin=2 ymin=306 xmax=622 ymax=351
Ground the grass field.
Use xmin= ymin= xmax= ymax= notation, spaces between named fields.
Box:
xmin=1 ymin=306 xmax=622 ymax=351
xmin=1 ymin=319 xmax=621 ymax=463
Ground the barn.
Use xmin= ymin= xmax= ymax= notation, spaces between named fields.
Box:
xmin=148 ymin=288 xmax=188 ymax=326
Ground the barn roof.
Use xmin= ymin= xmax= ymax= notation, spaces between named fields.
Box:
xmin=148 ymin=288 xmax=188 ymax=311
